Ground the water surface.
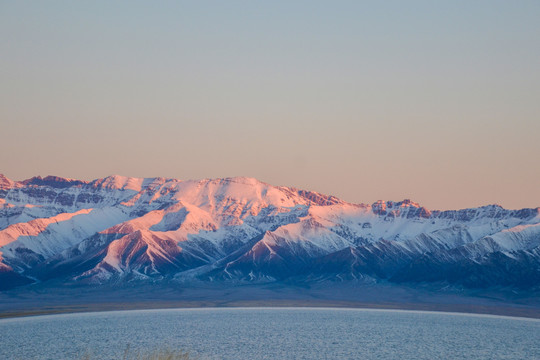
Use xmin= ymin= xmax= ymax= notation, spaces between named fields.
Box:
xmin=0 ymin=308 xmax=538 ymax=360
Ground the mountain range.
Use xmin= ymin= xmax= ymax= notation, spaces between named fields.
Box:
xmin=1 ymin=174 xmax=539 ymax=292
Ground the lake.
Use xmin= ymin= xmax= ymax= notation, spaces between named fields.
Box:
xmin=0 ymin=308 xmax=538 ymax=359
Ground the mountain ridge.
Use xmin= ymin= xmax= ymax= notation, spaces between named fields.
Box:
xmin=0 ymin=174 xmax=539 ymax=292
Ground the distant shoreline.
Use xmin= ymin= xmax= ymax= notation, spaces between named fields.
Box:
xmin=2 ymin=299 xmax=540 ymax=321
xmin=2 ymin=282 xmax=539 ymax=321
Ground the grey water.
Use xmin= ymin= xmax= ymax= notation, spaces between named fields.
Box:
xmin=0 ymin=308 xmax=538 ymax=360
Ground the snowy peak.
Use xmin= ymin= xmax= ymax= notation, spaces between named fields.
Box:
xmin=20 ymin=175 xmax=88 ymax=188
xmin=295 ymin=190 xmax=344 ymax=206
xmin=0 ymin=174 xmax=14 ymax=190
xmin=371 ymin=199 xmax=430 ymax=218
xmin=90 ymin=175 xmax=146 ymax=191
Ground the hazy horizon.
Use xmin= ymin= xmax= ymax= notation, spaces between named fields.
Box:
xmin=1 ymin=1 xmax=539 ymax=210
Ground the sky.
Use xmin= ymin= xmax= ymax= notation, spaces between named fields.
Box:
xmin=1 ymin=1 xmax=539 ymax=210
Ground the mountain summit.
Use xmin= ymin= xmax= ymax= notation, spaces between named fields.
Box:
xmin=0 ymin=175 xmax=539 ymax=291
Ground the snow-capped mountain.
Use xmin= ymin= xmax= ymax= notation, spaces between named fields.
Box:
xmin=0 ymin=174 xmax=539 ymax=291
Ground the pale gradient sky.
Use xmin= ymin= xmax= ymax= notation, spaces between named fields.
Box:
xmin=1 ymin=1 xmax=539 ymax=210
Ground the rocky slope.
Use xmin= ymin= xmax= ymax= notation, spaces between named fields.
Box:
xmin=0 ymin=174 xmax=539 ymax=291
